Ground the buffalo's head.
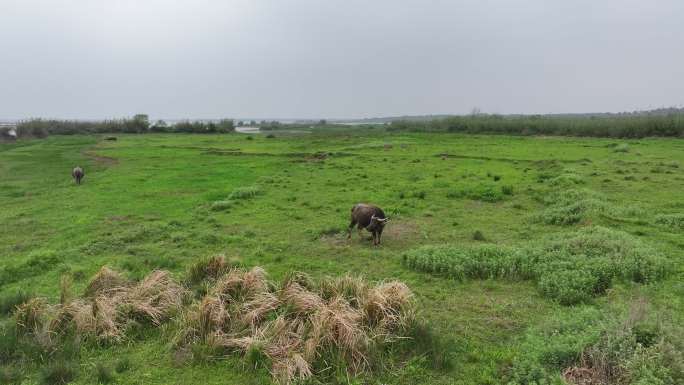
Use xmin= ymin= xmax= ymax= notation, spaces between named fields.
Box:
xmin=369 ymin=214 xmax=389 ymax=230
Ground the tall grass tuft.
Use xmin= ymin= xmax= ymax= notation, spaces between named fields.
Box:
xmin=14 ymin=267 xmax=186 ymax=346
xmin=175 ymin=267 xmax=416 ymax=384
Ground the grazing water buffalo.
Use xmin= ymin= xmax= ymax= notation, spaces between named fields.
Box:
xmin=348 ymin=203 xmax=389 ymax=245
xmin=72 ymin=167 xmax=84 ymax=185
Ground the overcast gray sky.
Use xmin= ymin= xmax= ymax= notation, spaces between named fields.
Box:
xmin=1 ymin=0 xmax=683 ymax=120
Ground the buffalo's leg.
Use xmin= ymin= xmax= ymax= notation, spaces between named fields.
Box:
xmin=347 ymin=220 xmax=357 ymax=239
xmin=377 ymin=227 xmax=383 ymax=245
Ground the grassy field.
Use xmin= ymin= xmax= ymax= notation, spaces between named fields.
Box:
xmin=1 ymin=132 xmax=683 ymax=384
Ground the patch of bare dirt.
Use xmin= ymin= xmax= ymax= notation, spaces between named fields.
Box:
xmin=320 ymin=233 xmax=350 ymax=247
xmin=84 ymin=150 xmax=119 ymax=165
xmin=384 ymin=221 xmax=420 ymax=240
xmin=323 ymin=221 xmax=421 ymax=246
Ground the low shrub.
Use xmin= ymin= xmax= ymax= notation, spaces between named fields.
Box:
xmin=654 ymin=213 xmax=684 ymax=230
xmin=210 ymin=200 xmax=233 ymax=211
xmin=0 ymin=291 xmax=33 ymax=316
xmin=403 ymin=226 xmax=668 ymax=304
xmin=0 ymin=366 xmax=21 ymax=384
xmin=413 ymin=191 xmax=427 ymax=199
xmin=0 ymin=251 xmax=63 ymax=287
xmin=472 ymin=230 xmax=486 ymax=241
xmin=508 ymin=301 xmax=684 ymax=385
xmin=548 ymin=172 xmax=584 ymax=187
xmin=614 ymin=143 xmax=630 ymax=152
xmin=403 ymin=244 xmax=525 ymax=281
xmin=39 ymin=360 xmax=77 ymax=385
xmin=0 ymin=323 xmax=19 ymax=364
xmin=228 ymin=186 xmax=261 ymax=200
xmin=534 ymin=188 xmax=643 ymax=225
xmin=94 ymin=362 xmax=114 ymax=384
xmin=114 ymin=357 xmax=131 ymax=373
xmin=447 ymin=184 xmax=504 ymax=202
xmin=398 ymin=319 xmax=456 ymax=371
xmin=507 ymin=306 xmax=605 ymax=384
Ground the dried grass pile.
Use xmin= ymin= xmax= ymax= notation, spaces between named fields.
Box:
xmin=15 ymin=267 xmax=185 ymax=349
xmin=176 ymin=267 xmax=415 ymax=384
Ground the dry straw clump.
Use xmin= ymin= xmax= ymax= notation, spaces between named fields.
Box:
xmin=15 ymin=267 xmax=185 ymax=348
xmin=176 ymin=267 xmax=415 ymax=384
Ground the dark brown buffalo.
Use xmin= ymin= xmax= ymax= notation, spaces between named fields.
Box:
xmin=72 ymin=167 xmax=84 ymax=185
xmin=347 ymin=203 xmax=389 ymax=245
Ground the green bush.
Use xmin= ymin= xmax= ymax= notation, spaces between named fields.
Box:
xmin=446 ymin=184 xmax=504 ymax=202
xmin=114 ymin=357 xmax=131 ymax=373
xmin=95 ymin=362 xmax=114 ymax=384
xmin=412 ymin=191 xmax=427 ymax=199
xmin=507 ymin=306 xmax=604 ymax=384
xmin=0 ymin=291 xmax=33 ymax=316
xmin=508 ymin=303 xmax=684 ymax=385
xmin=403 ymin=226 xmax=669 ymax=305
xmin=547 ymin=173 xmax=584 ymax=187
xmin=0 ymin=323 xmax=19 ymax=364
xmin=0 ymin=365 xmax=21 ymax=384
xmin=398 ymin=319 xmax=456 ymax=371
xmin=40 ymin=361 xmax=77 ymax=385
xmin=472 ymin=230 xmax=486 ymax=241
xmin=534 ymin=188 xmax=643 ymax=225
xmin=210 ymin=200 xmax=233 ymax=211
xmin=614 ymin=143 xmax=630 ymax=152
xmin=537 ymin=268 xmax=603 ymax=305
xmin=655 ymin=214 xmax=684 ymax=230
xmin=403 ymin=244 xmax=526 ymax=281
xmin=228 ymin=186 xmax=261 ymax=200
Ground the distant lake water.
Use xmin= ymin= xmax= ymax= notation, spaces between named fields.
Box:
xmin=235 ymin=126 xmax=260 ymax=133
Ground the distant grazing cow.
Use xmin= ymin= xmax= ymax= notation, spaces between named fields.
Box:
xmin=72 ymin=167 xmax=84 ymax=185
xmin=348 ymin=203 xmax=389 ymax=245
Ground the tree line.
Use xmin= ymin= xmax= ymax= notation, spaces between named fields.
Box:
xmin=15 ymin=115 xmax=235 ymax=137
xmin=387 ymin=113 xmax=684 ymax=138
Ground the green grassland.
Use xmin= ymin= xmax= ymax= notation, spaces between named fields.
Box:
xmin=1 ymin=131 xmax=683 ymax=384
